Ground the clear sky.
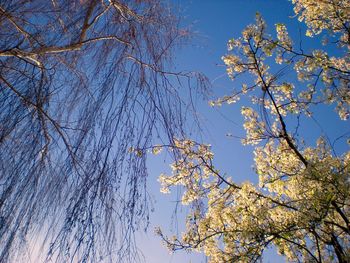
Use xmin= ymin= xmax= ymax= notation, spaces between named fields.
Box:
xmin=137 ymin=1 xmax=349 ymax=262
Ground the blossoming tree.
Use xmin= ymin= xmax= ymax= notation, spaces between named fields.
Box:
xmin=158 ymin=1 xmax=350 ymax=262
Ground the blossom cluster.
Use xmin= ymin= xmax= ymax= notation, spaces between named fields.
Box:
xmin=158 ymin=1 xmax=350 ymax=262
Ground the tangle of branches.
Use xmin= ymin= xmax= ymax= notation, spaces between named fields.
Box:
xmin=0 ymin=0 xmax=207 ymax=262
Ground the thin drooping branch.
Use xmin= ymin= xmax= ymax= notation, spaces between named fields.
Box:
xmin=0 ymin=1 xmax=207 ymax=262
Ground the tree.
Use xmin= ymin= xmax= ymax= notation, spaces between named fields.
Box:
xmin=0 ymin=1 xmax=207 ymax=262
xmin=158 ymin=0 xmax=350 ymax=262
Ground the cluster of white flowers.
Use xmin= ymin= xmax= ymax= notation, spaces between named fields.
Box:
xmin=158 ymin=1 xmax=350 ymax=262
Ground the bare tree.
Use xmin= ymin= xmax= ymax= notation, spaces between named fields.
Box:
xmin=0 ymin=0 xmax=207 ymax=262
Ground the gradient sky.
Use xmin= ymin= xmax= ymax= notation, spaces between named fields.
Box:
xmin=137 ymin=1 xmax=349 ymax=262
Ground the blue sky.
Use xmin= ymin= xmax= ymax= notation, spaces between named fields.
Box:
xmin=137 ymin=1 xmax=349 ymax=262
